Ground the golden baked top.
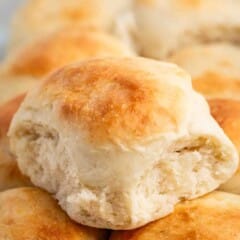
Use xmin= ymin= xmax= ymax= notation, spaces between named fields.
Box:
xmin=37 ymin=57 xmax=190 ymax=143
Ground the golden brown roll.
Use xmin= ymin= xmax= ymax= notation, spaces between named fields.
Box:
xmin=0 ymin=94 xmax=32 ymax=191
xmin=168 ymin=43 xmax=240 ymax=99
xmin=110 ymin=191 xmax=240 ymax=240
xmin=0 ymin=187 xmax=108 ymax=239
xmin=10 ymin=0 xmax=131 ymax=49
xmin=0 ymin=27 xmax=134 ymax=104
xmin=8 ymin=57 xmax=238 ymax=229
xmin=209 ymin=98 xmax=240 ymax=194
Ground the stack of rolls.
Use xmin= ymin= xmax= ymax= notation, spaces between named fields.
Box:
xmin=0 ymin=2 xmax=134 ymax=238
xmin=0 ymin=26 xmax=133 ymax=191
xmin=1 ymin=0 xmax=240 ymax=239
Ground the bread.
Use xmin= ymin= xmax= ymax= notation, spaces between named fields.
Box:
xmin=209 ymin=99 xmax=240 ymax=194
xmin=0 ymin=94 xmax=32 ymax=190
xmin=134 ymin=0 xmax=240 ymax=59
xmin=110 ymin=191 xmax=240 ymax=240
xmin=8 ymin=57 xmax=238 ymax=229
xmin=0 ymin=187 xmax=107 ymax=240
xmin=168 ymin=43 xmax=240 ymax=99
xmin=0 ymin=27 xmax=134 ymax=104
xmin=10 ymin=0 xmax=131 ymax=49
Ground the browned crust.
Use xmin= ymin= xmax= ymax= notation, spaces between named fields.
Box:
xmin=137 ymin=0 xmax=201 ymax=9
xmin=39 ymin=58 xmax=188 ymax=144
xmin=0 ymin=94 xmax=26 ymax=135
xmin=110 ymin=191 xmax=240 ymax=240
xmin=193 ymin=72 xmax=240 ymax=99
xmin=0 ymin=187 xmax=107 ymax=239
xmin=7 ymin=28 xmax=132 ymax=77
xmin=209 ymin=98 xmax=240 ymax=151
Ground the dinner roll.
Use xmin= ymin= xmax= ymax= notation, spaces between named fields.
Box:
xmin=209 ymin=99 xmax=240 ymax=194
xmin=110 ymin=191 xmax=240 ymax=240
xmin=9 ymin=57 xmax=238 ymax=229
xmin=168 ymin=43 xmax=240 ymax=99
xmin=0 ymin=94 xmax=32 ymax=190
xmin=0 ymin=187 xmax=107 ymax=240
xmin=0 ymin=28 xmax=133 ymax=104
xmin=10 ymin=0 xmax=131 ymax=49
xmin=134 ymin=0 xmax=240 ymax=58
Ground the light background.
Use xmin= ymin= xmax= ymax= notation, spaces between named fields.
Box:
xmin=0 ymin=0 xmax=25 ymax=59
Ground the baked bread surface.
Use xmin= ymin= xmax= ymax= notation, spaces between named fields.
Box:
xmin=110 ymin=191 xmax=240 ymax=240
xmin=8 ymin=57 xmax=238 ymax=229
xmin=0 ymin=187 xmax=107 ymax=240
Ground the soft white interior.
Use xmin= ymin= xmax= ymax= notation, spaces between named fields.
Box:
xmin=10 ymin=120 xmax=233 ymax=229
